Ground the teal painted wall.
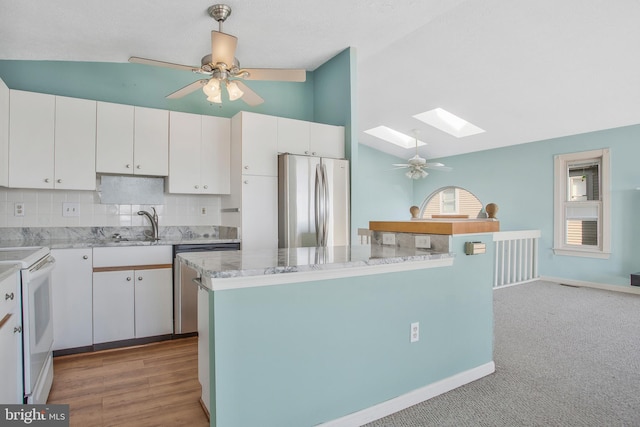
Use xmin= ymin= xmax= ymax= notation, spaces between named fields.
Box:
xmin=0 ymin=60 xmax=315 ymax=120
xmin=353 ymin=144 xmax=414 ymax=232
xmin=412 ymin=124 xmax=640 ymax=287
xmin=312 ymin=48 xmax=361 ymax=245
xmin=209 ymin=234 xmax=494 ymax=426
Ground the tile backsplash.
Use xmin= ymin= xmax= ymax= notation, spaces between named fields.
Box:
xmin=0 ymin=186 xmax=222 ymax=228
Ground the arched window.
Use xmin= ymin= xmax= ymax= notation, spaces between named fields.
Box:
xmin=420 ymin=187 xmax=483 ymax=219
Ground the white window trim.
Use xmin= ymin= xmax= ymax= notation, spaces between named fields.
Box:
xmin=553 ymin=148 xmax=611 ymax=259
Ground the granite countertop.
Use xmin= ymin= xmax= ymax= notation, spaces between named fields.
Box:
xmin=178 ymin=244 xmax=453 ymax=281
xmin=0 ymin=226 xmax=239 ymax=250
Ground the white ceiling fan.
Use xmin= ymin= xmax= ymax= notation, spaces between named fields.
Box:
xmin=392 ymin=131 xmax=452 ymax=179
xmin=129 ymin=4 xmax=306 ymax=106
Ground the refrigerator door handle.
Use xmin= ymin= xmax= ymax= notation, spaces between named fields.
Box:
xmin=321 ymin=164 xmax=330 ymax=246
xmin=315 ymin=164 xmax=323 ymax=246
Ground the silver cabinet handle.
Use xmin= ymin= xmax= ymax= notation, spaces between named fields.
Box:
xmin=82 ymin=255 xmax=88 ymax=260
xmin=203 ymin=185 xmax=208 ymax=189
xmin=243 ymin=180 xmax=249 ymax=184
xmin=5 ymin=292 xmax=14 ymax=300
xmin=126 ymin=164 xmax=131 ymax=168
xmin=14 ymin=326 xmax=22 ymax=334
xmin=304 ymin=151 xmax=309 ymax=154
xmin=57 ymin=179 xmax=62 ymax=183
xmin=195 ymin=185 xmax=199 ymax=189
xmin=44 ymin=178 xmax=50 ymax=183
xmin=312 ymin=152 xmax=317 ymax=156
xmin=138 ymin=276 xmax=143 ymax=281
xmin=126 ymin=277 xmax=132 ymax=281
xmin=136 ymin=165 xmax=141 ymax=169
xmin=244 ymin=165 xmax=249 ymax=170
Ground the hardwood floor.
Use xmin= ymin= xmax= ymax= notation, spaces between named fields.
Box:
xmin=47 ymin=337 xmax=209 ymax=427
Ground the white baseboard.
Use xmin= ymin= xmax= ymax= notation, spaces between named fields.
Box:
xmin=540 ymin=276 xmax=640 ymax=295
xmin=318 ymin=361 xmax=495 ymax=427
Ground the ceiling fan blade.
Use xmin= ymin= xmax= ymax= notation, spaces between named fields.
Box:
xmin=426 ymin=165 xmax=453 ymax=172
xmin=166 ymin=79 xmax=209 ymax=99
xmin=211 ymin=31 xmax=238 ymax=68
xmin=234 ymin=80 xmax=264 ymax=106
xmin=240 ymin=68 xmax=306 ymax=82
xmin=129 ymin=56 xmax=198 ymax=72
xmin=425 ymin=162 xmax=445 ymax=167
xmin=392 ymin=164 xmax=410 ymax=167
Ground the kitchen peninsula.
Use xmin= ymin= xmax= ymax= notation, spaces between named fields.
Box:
xmin=178 ymin=233 xmax=496 ymax=427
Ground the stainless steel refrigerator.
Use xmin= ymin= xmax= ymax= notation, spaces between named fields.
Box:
xmin=278 ymin=153 xmax=350 ymax=248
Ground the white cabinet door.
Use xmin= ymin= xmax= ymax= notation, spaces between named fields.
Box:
xmin=0 ymin=78 xmax=9 ymax=187
xmin=51 ymin=248 xmax=93 ymax=351
xmin=8 ymin=90 xmax=55 ymax=189
xmin=241 ymin=175 xmax=278 ymax=250
xmin=169 ymin=111 xmax=202 ymax=194
xmin=309 ymin=122 xmax=345 ymax=159
xmin=96 ymin=102 xmax=135 ymax=174
xmin=54 ymin=96 xmax=97 ymax=190
xmin=134 ymin=106 xmax=169 ymax=176
xmin=93 ymin=270 xmax=135 ymax=344
xmin=241 ymin=112 xmax=278 ymax=176
xmin=201 ymin=115 xmax=230 ymax=194
xmin=134 ymin=268 xmax=173 ymax=338
xmin=277 ymin=117 xmax=309 ymax=155
xmin=0 ymin=270 xmax=22 ymax=404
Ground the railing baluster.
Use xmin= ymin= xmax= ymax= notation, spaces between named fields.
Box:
xmin=493 ymin=230 xmax=541 ymax=288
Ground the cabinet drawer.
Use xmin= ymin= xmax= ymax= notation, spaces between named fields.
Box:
xmin=93 ymin=246 xmax=172 ymax=268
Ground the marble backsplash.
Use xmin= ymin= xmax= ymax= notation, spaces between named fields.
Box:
xmin=0 ymin=225 xmax=238 ymax=245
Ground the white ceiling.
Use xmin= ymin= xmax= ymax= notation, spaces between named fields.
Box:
xmin=2 ymin=0 xmax=640 ymax=160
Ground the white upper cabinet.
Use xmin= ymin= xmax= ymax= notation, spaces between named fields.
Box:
xmin=8 ymin=91 xmax=96 ymax=190
xmin=277 ymin=116 xmax=345 ymax=159
xmin=96 ymin=102 xmax=168 ymax=176
xmin=277 ymin=117 xmax=309 ymax=155
xmin=309 ymin=122 xmax=345 ymax=159
xmin=0 ymin=79 xmax=9 ymax=187
xmin=54 ymin=96 xmax=97 ymax=190
xmin=133 ymin=106 xmax=169 ymax=176
xmin=8 ymin=91 xmax=55 ymax=189
xmin=240 ymin=112 xmax=278 ymax=176
xmin=168 ymin=111 xmax=230 ymax=194
xmin=96 ymin=102 xmax=133 ymax=174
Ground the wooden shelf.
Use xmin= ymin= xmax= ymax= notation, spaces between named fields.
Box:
xmin=369 ymin=220 xmax=500 ymax=235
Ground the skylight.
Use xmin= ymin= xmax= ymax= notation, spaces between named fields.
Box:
xmin=413 ymin=108 xmax=485 ymax=138
xmin=364 ymin=126 xmax=427 ymax=149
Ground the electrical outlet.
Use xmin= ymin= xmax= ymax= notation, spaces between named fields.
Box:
xmin=201 ymin=207 xmax=207 ymax=215
xmin=415 ymin=235 xmax=431 ymax=249
xmin=410 ymin=322 xmax=420 ymax=343
xmin=62 ymin=202 xmax=80 ymax=217
xmin=14 ymin=203 xmax=25 ymax=217
xmin=382 ymin=233 xmax=396 ymax=245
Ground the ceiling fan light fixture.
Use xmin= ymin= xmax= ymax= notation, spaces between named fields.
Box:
xmin=203 ymin=78 xmax=221 ymax=97
xmin=406 ymin=169 xmax=428 ymax=180
xmin=226 ymin=80 xmax=244 ymax=101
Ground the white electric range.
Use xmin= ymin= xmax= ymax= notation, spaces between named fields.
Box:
xmin=0 ymin=246 xmax=55 ymax=404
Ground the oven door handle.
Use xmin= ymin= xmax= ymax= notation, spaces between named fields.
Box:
xmin=28 ymin=256 xmax=56 ymax=278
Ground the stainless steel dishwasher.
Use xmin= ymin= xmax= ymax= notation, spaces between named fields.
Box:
xmin=173 ymin=243 xmax=240 ymax=336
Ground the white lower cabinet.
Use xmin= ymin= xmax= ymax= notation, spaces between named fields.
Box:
xmin=92 ymin=246 xmax=173 ymax=345
xmin=0 ymin=268 xmax=22 ymax=404
xmin=51 ymin=248 xmax=93 ymax=351
xmin=93 ymin=270 xmax=135 ymax=343
xmin=93 ymin=268 xmax=172 ymax=344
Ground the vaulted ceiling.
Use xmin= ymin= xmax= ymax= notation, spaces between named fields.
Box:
xmin=2 ymin=0 xmax=639 ymax=160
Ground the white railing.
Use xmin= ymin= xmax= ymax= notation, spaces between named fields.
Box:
xmin=493 ymin=230 xmax=541 ymax=288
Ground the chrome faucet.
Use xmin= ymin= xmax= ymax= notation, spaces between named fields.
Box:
xmin=137 ymin=207 xmax=159 ymax=241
